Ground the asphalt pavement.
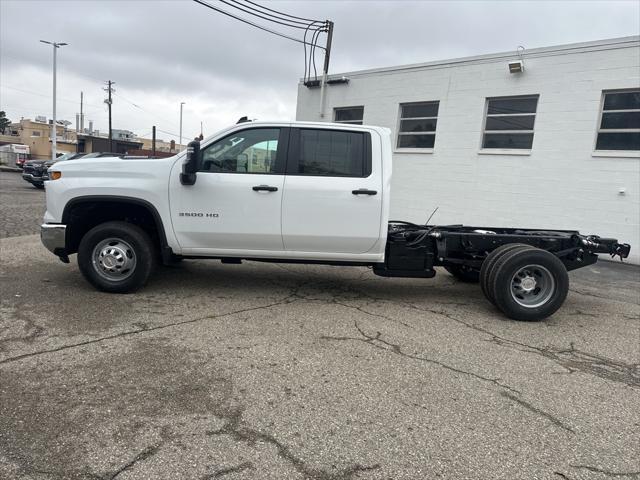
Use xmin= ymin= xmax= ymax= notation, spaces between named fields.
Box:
xmin=0 ymin=171 xmax=639 ymax=480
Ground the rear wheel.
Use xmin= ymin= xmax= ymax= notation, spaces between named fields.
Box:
xmin=480 ymin=243 xmax=533 ymax=304
xmin=489 ymin=247 xmax=569 ymax=321
xmin=444 ymin=265 xmax=480 ymax=283
xmin=78 ymin=221 xmax=156 ymax=293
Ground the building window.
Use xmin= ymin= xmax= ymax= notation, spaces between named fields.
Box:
xmin=482 ymin=95 xmax=538 ymax=150
xmin=397 ymin=101 xmax=439 ymax=149
xmin=595 ymin=90 xmax=640 ymax=151
xmin=30 ymin=131 xmax=41 ymax=137
xmin=334 ymin=106 xmax=364 ymax=125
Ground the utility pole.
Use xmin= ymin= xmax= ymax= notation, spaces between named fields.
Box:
xmin=318 ymin=20 xmax=334 ymax=119
xmin=40 ymin=40 xmax=68 ymax=160
xmin=104 ymin=81 xmax=115 ymax=151
xmin=80 ymin=91 xmax=84 ymax=132
xmin=179 ymin=102 xmax=185 ymax=151
xmin=152 ymin=126 xmax=156 ymax=158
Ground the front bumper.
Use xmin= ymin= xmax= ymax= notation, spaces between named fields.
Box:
xmin=41 ymin=223 xmax=67 ymax=258
xmin=22 ymin=173 xmax=43 ymax=184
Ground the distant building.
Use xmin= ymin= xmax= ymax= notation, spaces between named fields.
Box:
xmin=77 ymin=133 xmax=142 ymax=155
xmin=0 ymin=116 xmax=148 ymax=157
xmin=111 ymin=129 xmax=137 ymax=142
xmin=296 ymin=36 xmax=640 ymax=263
xmin=0 ymin=117 xmax=76 ymax=159
xmin=139 ymin=137 xmax=184 ymax=153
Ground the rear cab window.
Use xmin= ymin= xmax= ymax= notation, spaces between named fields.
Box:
xmin=287 ymin=128 xmax=372 ymax=177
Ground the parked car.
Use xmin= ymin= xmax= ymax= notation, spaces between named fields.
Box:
xmin=22 ymin=152 xmax=86 ymax=189
xmin=79 ymin=152 xmax=120 ymax=159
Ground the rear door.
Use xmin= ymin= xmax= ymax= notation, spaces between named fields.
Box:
xmin=281 ymin=127 xmax=382 ymax=254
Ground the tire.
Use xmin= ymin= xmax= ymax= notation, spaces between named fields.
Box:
xmin=444 ymin=265 xmax=480 ymax=283
xmin=77 ymin=221 xmax=156 ymax=293
xmin=34 ymin=183 xmax=45 ymax=189
xmin=490 ymin=247 xmax=569 ymax=321
xmin=480 ymin=244 xmax=534 ymax=304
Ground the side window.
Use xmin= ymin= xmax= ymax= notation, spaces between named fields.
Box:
xmin=482 ymin=95 xmax=539 ymax=150
xmin=595 ymin=89 xmax=640 ymax=151
xmin=296 ymin=129 xmax=368 ymax=177
xmin=200 ymin=128 xmax=281 ymax=173
xmin=397 ymin=101 xmax=439 ymax=149
xmin=334 ymin=106 xmax=364 ymax=125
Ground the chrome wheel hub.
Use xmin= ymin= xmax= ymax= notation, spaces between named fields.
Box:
xmin=510 ymin=264 xmax=555 ymax=309
xmin=520 ymin=276 xmax=537 ymax=292
xmin=92 ymin=238 xmax=137 ymax=281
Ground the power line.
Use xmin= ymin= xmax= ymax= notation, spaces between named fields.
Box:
xmin=0 ymin=84 xmax=104 ymax=108
xmin=309 ymin=27 xmax=323 ymax=81
xmin=241 ymin=0 xmax=324 ymax=24
xmin=303 ymin=24 xmax=326 ymax=84
xmin=156 ymin=128 xmax=186 ymax=141
xmin=112 ymin=90 xmax=179 ymax=128
xmin=218 ymin=0 xmax=323 ymax=30
xmin=192 ymin=0 xmax=326 ymax=49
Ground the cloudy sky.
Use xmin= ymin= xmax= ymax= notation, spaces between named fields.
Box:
xmin=1 ymin=0 xmax=638 ymax=143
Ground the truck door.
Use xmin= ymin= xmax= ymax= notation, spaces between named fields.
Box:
xmin=172 ymin=127 xmax=287 ymax=252
xmin=281 ymin=127 xmax=383 ymax=254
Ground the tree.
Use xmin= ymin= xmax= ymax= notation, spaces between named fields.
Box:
xmin=0 ymin=111 xmax=11 ymax=134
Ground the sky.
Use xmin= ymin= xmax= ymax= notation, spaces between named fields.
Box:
xmin=1 ymin=0 xmax=639 ymax=143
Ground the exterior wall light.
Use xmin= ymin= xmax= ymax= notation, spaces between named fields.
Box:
xmin=509 ymin=60 xmax=524 ymax=73
xmin=509 ymin=46 xmax=526 ymax=74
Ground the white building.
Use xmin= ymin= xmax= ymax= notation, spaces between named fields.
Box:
xmin=296 ymin=36 xmax=640 ymax=263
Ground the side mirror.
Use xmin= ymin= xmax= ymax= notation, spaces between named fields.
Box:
xmin=180 ymin=140 xmax=201 ymax=185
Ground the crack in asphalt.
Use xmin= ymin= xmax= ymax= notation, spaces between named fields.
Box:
xmin=570 ymin=464 xmax=640 ymax=478
xmin=554 ymin=473 xmax=572 ymax=480
xmin=500 ymin=391 xmax=575 ymax=434
xmin=106 ymin=445 xmax=161 ymax=480
xmin=288 ymin=279 xmax=638 ymax=389
xmin=381 ymin=299 xmax=640 ymax=388
xmin=201 ymin=461 xmax=253 ymax=479
xmin=321 ymin=320 xmax=520 ymax=394
xmin=205 ymin=409 xmax=380 ymax=480
xmin=569 ymin=288 xmax=639 ymax=305
xmin=0 ymin=292 xmax=301 ymax=366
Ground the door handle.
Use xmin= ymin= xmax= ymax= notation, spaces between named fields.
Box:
xmin=252 ymin=185 xmax=278 ymax=192
xmin=352 ymin=188 xmax=377 ymax=195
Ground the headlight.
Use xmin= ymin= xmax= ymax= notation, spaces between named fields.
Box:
xmin=49 ymin=171 xmax=62 ymax=180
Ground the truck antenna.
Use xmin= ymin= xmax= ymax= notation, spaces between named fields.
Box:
xmin=425 ymin=207 xmax=439 ymax=226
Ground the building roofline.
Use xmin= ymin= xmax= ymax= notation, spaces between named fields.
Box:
xmin=300 ymin=35 xmax=640 ymax=82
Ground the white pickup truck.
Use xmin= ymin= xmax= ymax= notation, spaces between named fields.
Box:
xmin=41 ymin=121 xmax=630 ymax=321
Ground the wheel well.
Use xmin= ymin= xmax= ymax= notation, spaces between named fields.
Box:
xmin=63 ymin=198 xmax=166 ymax=255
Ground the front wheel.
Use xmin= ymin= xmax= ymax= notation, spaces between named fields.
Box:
xmin=77 ymin=221 xmax=156 ymax=293
xmin=34 ymin=183 xmax=45 ymax=189
xmin=488 ymin=247 xmax=569 ymax=321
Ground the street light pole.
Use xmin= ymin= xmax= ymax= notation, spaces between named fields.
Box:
xmin=40 ymin=40 xmax=68 ymax=161
xmin=179 ymin=102 xmax=185 ymax=151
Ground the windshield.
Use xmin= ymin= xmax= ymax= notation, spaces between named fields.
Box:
xmin=55 ymin=152 xmax=77 ymax=162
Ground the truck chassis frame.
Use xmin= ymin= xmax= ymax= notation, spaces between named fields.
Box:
xmin=375 ymin=222 xmax=631 ymax=278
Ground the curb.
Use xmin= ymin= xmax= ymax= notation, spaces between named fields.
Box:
xmin=0 ymin=166 xmax=21 ymax=172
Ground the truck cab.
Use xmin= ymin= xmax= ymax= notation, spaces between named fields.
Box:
xmin=171 ymin=122 xmax=391 ymax=261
